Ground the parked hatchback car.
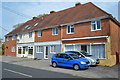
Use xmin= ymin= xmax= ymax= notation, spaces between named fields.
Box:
xmin=51 ymin=52 xmax=90 ymax=70
xmin=65 ymin=51 xmax=99 ymax=66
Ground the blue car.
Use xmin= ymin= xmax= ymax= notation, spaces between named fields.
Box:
xmin=51 ymin=52 xmax=90 ymax=70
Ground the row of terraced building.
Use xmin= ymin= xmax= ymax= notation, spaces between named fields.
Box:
xmin=5 ymin=2 xmax=120 ymax=66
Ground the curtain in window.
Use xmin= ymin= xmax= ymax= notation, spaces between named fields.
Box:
xmin=65 ymin=45 xmax=80 ymax=51
xmin=74 ymin=45 xmax=80 ymax=51
xmin=91 ymin=44 xmax=105 ymax=59
xmin=65 ymin=45 xmax=74 ymax=51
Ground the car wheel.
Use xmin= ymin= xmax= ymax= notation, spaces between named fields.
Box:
xmin=73 ymin=64 xmax=79 ymax=70
xmin=52 ymin=62 xmax=57 ymax=68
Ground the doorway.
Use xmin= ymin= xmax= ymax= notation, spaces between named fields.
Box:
xmin=81 ymin=45 xmax=87 ymax=52
xmin=22 ymin=46 xmax=28 ymax=57
xmin=44 ymin=46 xmax=48 ymax=59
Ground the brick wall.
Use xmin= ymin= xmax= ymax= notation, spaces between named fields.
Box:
xmin=109 ymin=20 xmax=119 ymax=55
xmin=5 ymin=36 xmax=16 ymax=56
xmin=35 ymin=27 xmax=61 ymax=42
xmin=62 ymin=19 xmax=110 ymax=39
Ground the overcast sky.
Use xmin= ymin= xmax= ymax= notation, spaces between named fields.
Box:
xmin=0 ymin=0 xmax=119 ymax=41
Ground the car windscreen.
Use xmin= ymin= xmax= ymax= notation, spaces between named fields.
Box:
xmin=69 ymin=54 xmax=80 ymax=59
xmin=85 ymin=55 xmax=92 ymax=57
xmin=66 ymin=52 xmax=80 ymax=55
xmin=80 ymin=52 xmax=92 ymax=57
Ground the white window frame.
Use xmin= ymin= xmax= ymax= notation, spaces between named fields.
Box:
xmin=91 ymin=20 xmax=101 ymax=31
xmin=12 ymin=35 xmax=16 ymax=40
xmin=29 ymin=32 xmax=32 ymax=38
xmin=52 ymin=28 xmax=58 ymax=35
xmin=38 ymin=31 xmax=42 ymax=37
xmin=36 ymin=46 xmax=43 ymax=53
xmin=67 ymin=25 xmax=74 ymax=34
xmin=19 ymin=34 xmax=22 ymax=40
xmin=50 ymin=45 xmax=55 ymax=53
xmin=11 ymin=46 xmax=15 ymax=52
xmin=90 ymin=43 xmax=106 ymax=59
xmin=6 ymin=37 xmax=9 ymax=41
xmin=34 ymin=23 xmax=39 ymax=27
xmin=25 ymin=25 xmax=29 ymax=29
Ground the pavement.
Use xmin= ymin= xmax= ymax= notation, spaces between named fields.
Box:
xmin=1 ymin=56 xmax=120 ymax=79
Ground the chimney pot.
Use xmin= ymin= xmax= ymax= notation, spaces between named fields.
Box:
xmin=33 ymin=17 xmax=37 ymax=19
xmin=50 ymin=11 xmax=55 ymax=14
xmin=75 ymin=2 xmax=81 ymax=6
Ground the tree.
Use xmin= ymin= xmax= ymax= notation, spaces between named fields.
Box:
xmin=2 ymin=43 xmax=5 ymax=55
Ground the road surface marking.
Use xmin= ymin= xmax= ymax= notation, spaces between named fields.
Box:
xmin=4 ymin=68 xmax=32 ymax=77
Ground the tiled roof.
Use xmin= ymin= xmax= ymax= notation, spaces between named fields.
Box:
xmin=6 ymin=2 xmax=112 ymax=36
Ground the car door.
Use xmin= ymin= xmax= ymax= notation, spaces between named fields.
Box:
xmin=62 ymin=54 xmax=74 ymax=67
xmin=55 ymin=54 xmax=65 ymax=66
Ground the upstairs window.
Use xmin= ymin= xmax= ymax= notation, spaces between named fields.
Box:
xmin=34 ymin=23 xmax=39 ymax=27
xmin=25 ymin=25 xmax=29 ymax=29
xmin=27 ymin=26 xmax=33 ymax=29
xmin=67 ymin=25 xmax=74 ymax=34
xmin=38 ymin=31 xmax=42 ymax=37
xmin=52 ymin=28 xmax=58 ymax=35
xmin=19 ymin=34 xmax=22 ymax=40
xmin=6 ymin=37 xmax=9 ymax=41
xmin=12 ymin=35 xmax=16 ymax=40
xmin=91 ymin=20 xmax=101 ymax=31
xmin=29 ymin=32 xmax=32 ymax=38
xmin=11 ymin=46 xmax=15 ymax=52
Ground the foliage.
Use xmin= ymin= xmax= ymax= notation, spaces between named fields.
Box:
xmin=2 ymin=43 xmax=5 ymax=52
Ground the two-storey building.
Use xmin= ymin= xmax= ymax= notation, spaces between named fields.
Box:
xmin=5 ymin=2 xmax=120 ymax=66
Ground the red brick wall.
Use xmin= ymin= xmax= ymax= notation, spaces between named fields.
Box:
xmin=35 ymin=19 xmax=110 ymax=42
xmin=62 ymin=19 xmax=110 ymax=39
xmin=5 ymin=36 xmax=16 ymax=56
xmin=35 ymin=27 xmax=61 ymax=42
xmin=109 ymin=20 xmax=120 ymax=55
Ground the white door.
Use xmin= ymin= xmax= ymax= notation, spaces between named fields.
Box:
xmin=22 ymin=47 xmax=28 ymax=57
xmin=44 ymin=46 xmax=48 ymax=59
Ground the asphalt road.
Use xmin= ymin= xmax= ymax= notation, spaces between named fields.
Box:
xmin=2 ymin=62 xmax=82 ymax=78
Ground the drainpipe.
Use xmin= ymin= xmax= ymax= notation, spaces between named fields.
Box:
xmin=90 ymin=43 xmax=92 ymax=55
xmin=60 ymin=25 xmax=63 ymax=52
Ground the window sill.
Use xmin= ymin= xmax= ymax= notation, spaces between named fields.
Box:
xmin=38 ymin=36 xmax=42 ymax=38
xmin=91 ymin=29 xmax=101 ymax=31
xmin=36 ymin=52 xmax=43 ymax=54
xmin=52 ymin=34 xmax=58 ymax=36
xmin=67 ymin=32 xmax=74 ymax=34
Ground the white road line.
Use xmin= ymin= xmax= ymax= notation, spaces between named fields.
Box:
xmin=4 ymin=68 xmax=32 ymax=78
